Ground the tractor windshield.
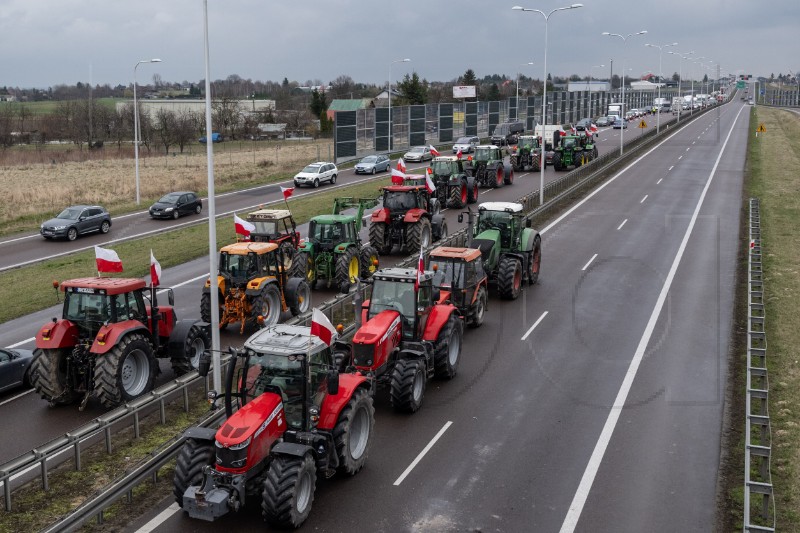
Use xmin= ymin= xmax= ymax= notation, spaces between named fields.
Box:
xmin=308 ymin=221 xmax=344 ymax=244
xmin=478 ymin=210 xmax=513 ymax=232
xmin=431 ymin=160 xmax=456 ymax=176
xmin=219 ymin=252 xmax=258 ymax=280
xmin=64 ymin=291 xmax=112 ymax=324
xmin=474 ymin=147 xmax=493 ymax=162
xmin=430 ymin=258 xmax=465 ymax=289
xmin=369 ymin=279 xmax=416 ymax=332
xmin=251 ymin=220 xmax=278 ymax=237
xmin=245 ymin=352 xmax=306 ymax=429
xmin=562 ymin=137 xmax=577 ymax=149
xmin=383 ymin=191 xmax=418 ymax=211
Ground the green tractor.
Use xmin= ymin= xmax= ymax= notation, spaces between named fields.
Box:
xmin=510 ymin=135 xmax=544 ymax=172
xmin=579 ymin=131 xmax=599 ymax=160
xmin=428 ymin=156 xmax=479 ymax=208
xmin=291 ymin=197 xmax=380 ymax=289
xmin=460 ymin=202 xmax=541 ymax=300
xmin=552 ymin=135 xmax=586 ymax=171
xmin=465 ymin=145 xmax=514 ymax=188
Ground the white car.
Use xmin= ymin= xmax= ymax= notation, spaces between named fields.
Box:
xmin=403 ymin=146 xmax=432 ymax=162
xmin=452 ymin=136 xmax=480 ymax=154
xmin=293 ymin=162 xmax=338 ymax=188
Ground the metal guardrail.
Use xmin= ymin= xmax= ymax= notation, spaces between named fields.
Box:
xmin=743 ymin=198 xmax=775 ymax=532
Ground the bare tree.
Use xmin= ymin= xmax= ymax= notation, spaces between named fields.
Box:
xmin=154 ymin=108 xmax=177 ymax=154
xmin=172 ymin=109 xmax=199 ymax=153
xmin=211 ymin=96 xmax=242 ymax=139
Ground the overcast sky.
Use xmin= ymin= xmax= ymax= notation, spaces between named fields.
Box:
xmin=2 ymin=0 xmax=798 ymax=89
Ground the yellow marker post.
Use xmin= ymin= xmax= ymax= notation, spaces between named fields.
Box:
xmin=638 ymin=119 xmax=648 ymax=129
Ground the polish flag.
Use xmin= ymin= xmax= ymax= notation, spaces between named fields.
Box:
xmin=429 ymin=145 xmax=440 ymax=157
xmin=750 ymin=240 xmax=755 ymax=249
xmin=391 ymin=167 xmax=406 ymax=185
xmin=150 ymin=249 xmax=162 ymax=287
xmin=414 ymin=245 xmax=425 ymax=292
xmin=456 ymin=148 xmax=463 ymax=159
xmin=396 ymin=158 xmax=407 ymax=173
xmin=424 ymin=172 xmax=436 ymax=194
xmin=234 ymin=213 xmax=255 ymax=238
xmin=281 ymin=186 xmax=294 ymax=200
xmin=95 ymin=246 xmax=123 ymax=273
xmin=310 ymin=308 xmax=337 ymax=346
xmin=590 ymin=124 xmax=598 ymax=133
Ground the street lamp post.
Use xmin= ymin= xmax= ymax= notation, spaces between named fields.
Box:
xmin=512 ymin=3 xmax=583 ymax=207
xmin=133 ymin=58 xmax=162 ymax=205
xmin=645 ymin=42 xmax=677 ymax=134
xmin=602 ymin=30 xmax=647 ymax=156
xmin=516 ymin=61 xmax=535 ymax=121
xmin=668 ymin=50 xmax=694 ymax=123
xmin=388 ymin=58 xmax=410 ymax=152
xmin=690 ymin=56 xmax=705 ymax=115
xmin=588 ymin=64 xmax=604 ymax=117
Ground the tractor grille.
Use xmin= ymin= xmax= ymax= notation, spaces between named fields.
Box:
xmin=216 ymin=441 xmax=248 ymax=469
xmin=353 ymin=342 xmax=375 ymax=367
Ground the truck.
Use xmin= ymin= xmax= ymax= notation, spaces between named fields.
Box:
xmin=607 ymin=103 xmax=624 ymax=122
xmin=671 ymin=97 xmax=684 ymax=115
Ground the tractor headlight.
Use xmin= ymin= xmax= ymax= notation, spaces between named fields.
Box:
xmin=229 ymin=436 xmax=252 ymax=450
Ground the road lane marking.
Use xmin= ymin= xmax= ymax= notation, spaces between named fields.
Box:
xmin=678 ymin=155 xmax=683 ymax=160
xmin=558 ymin=103 xmax=746 ymax=533
xmin=657 ymin=178 xmax=663 ymax=185
xmin=692 ymin=141 xmax=696 ymax=145
xmin=686 ymin=147 xmax=691 ymax=152
xmin=640 ymin=195 xmax=648 ymax=204
xmin=8 ymin=337 xmax=35 ymax=348
xmin=616 ymin=219 xmax=627 ymax=231
xmin=394 ymin=421 xmax=453 ymax=486
xmin=0 ymin=389 xmax=33 ymax=406
xmin=135 ymin=502 xmax=180 ymax=533
xmin=521 ymin=311 xmax=549 ymax=341
xmin=668 ymin=165 xmax=674 ymax=171
xmin=581 ymin=254 xmax=598 ymax=271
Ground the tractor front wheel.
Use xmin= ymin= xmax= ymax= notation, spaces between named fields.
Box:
xmin=405 ymin=218 xmax=431 ymax=253
xmin=262 ymin=454 xmax=317 ymax=529
xmin=335 ymin=247 xmax=360 ymax=287
xmin=528 ymin=235 xmax=542 ymax=285
xmin=173 ymin=437 xmax=215 ymax=508
xmin=469 ymin=286 xmax=488 ymax=328
xmin=553 ymin=153 xmax=563 ymax=171
xmin=359 ymin=245 xmax=380 ymax=279
xmin=285 ymin=277 xmax=311 ymax=316
xmin=170 ymin=323 xmax=210 ymax=376
xmin=290 ymin=251 xmax=315 ymax=288
xmin=503 ymin=165 xmax=514 ymax=185
xmin=390 ymin=358 xmax=426 ymax=413
xmin=94 ymin=333 xmax=157 ymax=408
xmin=30 ymin=348 xmax=75 ymax=405
xmin=368 ymin=222 xmax=391 ymax=255
xmin=498 ymin=256 xmax=523 ymax=300
xmin=494 ymin=166 xmax=504 ymax=188
xmin=434 ymin=315 xmax=463 ymax=379
xmin=200 ymin=291 xmax=226 ymax=330
xmin=333 ymin=388 xmax=374 ymax=476
xmin=251 ymin=283 xmax=282 ymax=327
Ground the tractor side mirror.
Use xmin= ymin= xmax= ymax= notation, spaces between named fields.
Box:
xmin=339 ymin=281 xmax=351 ymax=294
xmin=432 ymin=287 xmax=441 ymax=302
xmin=167 ymin=289 xmax=175 ymax=306
xmin=327 ymin=369 xmax=340 ymax=395
xmin=526 ymin=219 xmax=532 ymax=228
xmin=197 ymin=351 xmax=212 ymax=377
xmin=458 ymin=213 xmax=464 ymax=223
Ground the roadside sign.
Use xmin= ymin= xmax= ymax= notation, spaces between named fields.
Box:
xmin=638 ymin=119 xmax=648 ymax=129
xmin=737 ymin=81 xmax=745 ymax=89
xmin=757 ymin=124 xmax=767 ymax=133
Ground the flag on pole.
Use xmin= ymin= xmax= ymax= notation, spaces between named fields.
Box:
xmin=310 ymin=308 xmax=337 ymax=346
xmin=429 ymin=145 xmax=440 ymax=157
xmin=234 ymin=213 xmax=255 ymax=238
xmin=150 ymin=249 xmax=162 ymax=287
xmin=414 ymin=245 xmax=425 ymax=292
xmin=424 ymin=171 xmax=436 ymax=194
xmin=391 ymin=167 xmax=406 ymax=185
xmin=95 ymin=246 xmax=123 ymax=273
xmin=280 ymin=186 xmax=294 ymax=200
xmin=456 ymin=148 xmax=463 ymax=159
xmin=396 ymin=158 xmax=407 ymax=173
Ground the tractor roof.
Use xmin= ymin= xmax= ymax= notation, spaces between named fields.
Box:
xmin=245 ymin=323 xmax=333 ymax=356
xmin=432 ymin=156 xmax=458 ymax=162
xmin=383 ymin=183 xmax=426 ymax=192
xmin=429 ymin=246 xmax=482 ymax=262
xmin=220 ymin=241 xmax=278 ymax=255
xmin=247 ymin=209 xmax=293 ymax=221
xmin=478 ymin=201 xmax=524 ymax=213
xmin=60 ymin=277 xmax=147 ymax=295
xmin=475 ymin=145 xmax=501 ymax=150
xmin=311 ymin=214 xmax=355 ymax=224
xmin=372 ymin=267 xmax=433 ymax=283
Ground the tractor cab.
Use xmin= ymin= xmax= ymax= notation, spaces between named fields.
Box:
xmin=217 ymin=242 xmax=281 ymax=288
xmin=245 ymin=209 xmax=298 ymax=246
xmin=307 ymin=216 xmax=354 ymax=252
xmin=366 ymin=269 xmax=434 ymax=340
xmin=517 ymin=135 xmax=540 ymax=151
xmin=476 ymin=205 xmax=519 ymax=249
xmin=381 ymin=185 xmax=430 ymax=216
xmin=430 ymin=157 xmax=460 ymax=178
xmin=472 ymin=145 xmax=503 ymax=164
xmin=429 ymin=247 xmax=486 ymax=313
xmin=561 ymin=136 xmax=578 ymax=150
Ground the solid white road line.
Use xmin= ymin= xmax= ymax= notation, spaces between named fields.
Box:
xmin=558 ymin=103 xmax=745 ymax=533
xmin=135 ymin=502 xmax=180 ymax=533
xmin=394 ymin=421 xmax=453 ymax=486
xmin=8 ymin=337 xmax=35 ymax=348
xmin=616 ymin=219 xmax=627 ymax=231
xmin=521 ymin=311 xmax=549 ymax=341
xmin=581 ymin=254 xmax=598 ymax=271
xmin=657 ymin=178 xmax=663 ymax=185
xmin=640 ymin=195 xmax=648 ymax=204
xmin=0 ymin=389 xmax=33 ymax=406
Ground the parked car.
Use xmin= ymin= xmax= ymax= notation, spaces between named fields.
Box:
xmin=595 ymin=116 xmax=610 ymax=127
xmin=199 ymin=132 xmax=223 ymax=143
xmin=403 ymin=146 xmax=433 ymax=162
xmin=293 ymin=161 xmax=338 ymax=188
xmin=0 ymin=347 xmax=33 ymax=393
xmin=354 ymin=154 xmax=391 ymax=174
xmin=41 ymin=205 xmax=111 ymax=241
xmin=149 ymin=191 xmax=202 ymax=220
xmin=452 ymin=136 xmax=480 ymax=154
xmin=612 ymin=119 xmax=628 ymax=129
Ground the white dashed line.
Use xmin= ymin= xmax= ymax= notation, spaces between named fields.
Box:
xmin=394 ymin=421 xmax=453 ymax=485
xmin=617 ymin=219 xmax=627 ymax=231
xmin=581 ymin=253 xmax=598 ymax=271
xmin=521 ymin=311 xmax=549 ymax=341
xmin=657 ymin=178 xmax=663 ymax=185
xmin=640 ymin=195 xmax=648 ymax=204
xmin=686 ymin=147 xmax=691 ymax=152
xmin=678 ymin=155 xmax=683 ymax=160
xmin=668 ymin=165 xmax=674 ymax=171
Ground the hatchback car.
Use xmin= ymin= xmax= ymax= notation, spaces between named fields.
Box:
xmin=293 ymin=162 xmax=338 ymax=188
xmin=403 ymin=146 xmax=433 ymax=162
xmin=354 ymin=154 xmax=390 ymax=174
xmin=0 ymin=347 xmax=33 ymax=393
xmin=595 ymin=116 xmax=610 ymax=127
xmin=575 ymin=118 xmax=592 ymax=131
xmin=149 ymin=191 xmax=202 ymax=219
xmin=41 ymin=205 xmax=111 ymax=241
xmin=452 ymin=136 xmax=480 ymax=154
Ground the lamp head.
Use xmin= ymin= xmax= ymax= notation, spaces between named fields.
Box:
xmin=151 ymin=58 xmax=162 ymax=63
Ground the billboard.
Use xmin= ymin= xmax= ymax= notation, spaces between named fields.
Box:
xmin=453 ymin=85 xmax=476 ymax=99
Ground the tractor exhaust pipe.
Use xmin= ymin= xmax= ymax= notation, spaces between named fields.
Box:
xmin=353 ymin=278 xmax=363 ymax=329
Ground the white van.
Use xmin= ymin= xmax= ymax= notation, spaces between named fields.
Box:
xmin=534 ymin=124 xmax=566 ymax=150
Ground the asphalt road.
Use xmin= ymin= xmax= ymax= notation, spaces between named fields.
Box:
xmin=117 ymin=101 xmax=745 ymax=532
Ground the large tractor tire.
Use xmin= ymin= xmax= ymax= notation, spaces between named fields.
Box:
xmin=493 ymin=166 xmax=504 ymax=188
xmin=552 ymin=153 xmax=563 ymax=171
xmin=532 ymin=153 xmax=541 ymax=172
xmin=94 ymin=332 xmax=157 ymax=408
xmin=497 ymin=256 xmax=523 ymax=300
xmin=30 ymin=348 xmax=75 ymax=405
xmin=173 ymin=437 xmax=215 ymax=507
xmin=290 ymin=251 xmax=315 ymax=288
xmin=369 ymin=222 xmax=392 ymax=255
xmin=250 ymin=283 xmax=282 ymax=327
xmin=335 ymin=247 xmax=360 ymax=287
xmin=390 ymin=358 xmax=426 ymax=413
xmin=432 ymin=218 xmax=448 ymax=242
xmin=448 ymin=180 xmax=468 ymax=208
xmin=592 ymin=146 xmax=599 ymax=159
xmin=278 ymin=241 xmax=296 ymax=270
xmin=433 ymin=315 xmax=463 ymax=379
xmin=170 ymin=324 xmax=211 ymax=376
xmin=469 ymin=286 xmax=488 ymax=328
xmin=200 ymin=291 xmax=226 ymax=330
xmin=285 ymin=277 xmax=311 ymax=316
xmin=405 ymin=218 xmax=431 ymax=254
xmin=359 ymin=245 xmax=380 ymax=279
xmin=528 ymin=235 xmax=542 ymax=285
xmin=333 ymin=387 xmax=374 ymax=476
xmin=467 ymin=180 xmax=479 ymax=204
xmin=503 ymin=164 xmax=514 ymax=185
xmin=262 ymin=453 xmax=317 ymax=529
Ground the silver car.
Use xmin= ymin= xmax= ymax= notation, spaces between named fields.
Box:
xmin=354 ymin=154 xmax=391 ymax=174
xmin=293 ymin=162 xmax=338 ymax=188
xmin=0 ymin=348 xmax=33 ymax=393
xmin=452 ymin=136 xmax=480 ymax=154
xmin=403 ymin=146 xmax=432 ymax=162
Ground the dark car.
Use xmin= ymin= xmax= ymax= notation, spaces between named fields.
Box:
xmin=0 ymin=347 xmax=33 ymax=393
xmin=575 ymin=118 xmax=592 ymax=131
xmin=490 ymin=121 xmax=525 ymax=146
xmin=354 ymin=154 xmax=391 ymax=174
xmin=41 ymin=205 xmax=111 ymax=241
xmin=149 ymin=191 xmax=203 ymax=219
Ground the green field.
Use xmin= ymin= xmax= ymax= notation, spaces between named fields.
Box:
xmin=0 ymin=97 xmax=122 ymax=115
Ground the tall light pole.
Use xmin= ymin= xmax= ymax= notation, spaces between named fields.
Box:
xmin=588 ymin=64 xmax=604 ymax=118
xmin=516 ymin=61 xmax=535 ymax=121
xmin=512 ymin=3 xmax=583 ymax=206
xmin=690 ymin=56 xmax=705 ymax=115
xmin=133 ymin=58 xmax=162 ymax=205
xmin=668 ymin=50 xmax=694 ymax=123
xmin=645 ymin=42 xmax=677 ymax=134
xmin=602 ymin=30 xmax=647 ymax=155
xmin=388 ymin=58 xmax=410 ymax=152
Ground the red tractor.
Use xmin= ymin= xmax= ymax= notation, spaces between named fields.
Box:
xmin=174 ymin=324 xmax=374 ymax=529
xmin=368 ymin=180 xmax=448 ymax=255
xmin=31 ymin=278 xmax=209 ymax=409
xmin=338 ymin=267 xmax=463 ymax=413
xmin=428 ymin=246 xmax=489 ymax=328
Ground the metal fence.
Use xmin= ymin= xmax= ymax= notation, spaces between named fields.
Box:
xmin=744 ymin=198 xmax=775 ymax=532
xmin=763 ymin=88 xmax=800 ymax=107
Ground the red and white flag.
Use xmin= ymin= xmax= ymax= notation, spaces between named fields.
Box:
xmin=234 ymin=213 xmax=255 ymax=238
xmin=590 ymin=124 xmax=598 ymax=133
xmin=429 ymin=145 xmax=440 ymax=157
xmin=396 ymin=158 xmax=407 ymax=173
xmin=391 ymin=167 xmax=406 ymax=185
xmin=280 ymin=186 xmax=294 ymax=200
xmin=424 ymin=171 xmax=436 ymax=194
xmin=414 ymin=246 xmax=425 ymax=292
xmin=150 ymin=249 xmax=162 ymax=287
xmin=456 ymin=148 xmax=463 ymax=159
xmin=95 ymin=246 xmax=123 ymax=273
xmin=310 ymin=308 xmax=336 ymax=346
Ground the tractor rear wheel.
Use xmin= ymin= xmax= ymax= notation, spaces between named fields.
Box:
xmin=405 ymin=218 xmax=431 ymax=253
xmin=285 ymin=277 xmax=311 ymax=316
xmin=498 ymin=256 xmax=523 ymax=300
xmin=390 ymin=358 xmax=426 ymax=413
xmin=494 ymin=166 xmax=504 ymax=188
xmin=251 ymin=283 xmax=282 ymax=327
xmin=290 ymin=251 xmax=315 ymax=288
xmin=359 ymin=245 xmax=379 ymax=279
xmin=335 ymin=247 xmax=360 ymax=287
xmin=467 ymin=180 xmax=479 ymax=204
xmin=532 ymin=153 xmax=541 ymax=172
xmin=94 ymin=333 xmax=157 ymax=408
xmin=434 ymin=315 xmax=463 ymax=379
xmin=553 ymin=153 xmax=563 ymax=171
xmin=503 ymin=165 xmax=514 ymax=185
xmin=369 ymin=222 xmax=391 ymax=255
xmin=333 ymin=387 xmax=374 ymax=476
xmin=200 ymin=291 xmax=226 ymax=330
xmin=173 ymin=437 xmax=215 ymax=507
xmin=448 ymin=181 xmax=467 ymax=208
xmin=262 ymin=454 xmax=317 ymax=529
xmin=170 ymin=324 xmax=210 ymax=376
xmin=278 ymin=241 xmax=296 ymax=270
xmin=469 ymin=286 xmax=488 ymax=328
xmin=30 ymin=348 xmax=75 ymax=405
xmin=528 ymin=235 xmax=542 ymax=285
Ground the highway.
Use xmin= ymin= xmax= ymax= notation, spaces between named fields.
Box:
xmin=115 ymin=101 xmax=745 ymax=532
